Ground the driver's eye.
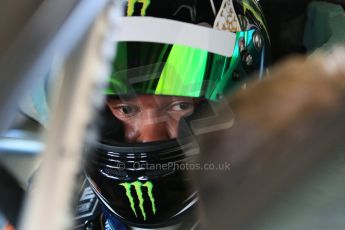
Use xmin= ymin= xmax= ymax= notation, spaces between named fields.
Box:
xmin=120 ymin=106 xmax=135 ymax=114
xmin=115 ymin=105 xmax=140 ymax=117
xmin=170 ymin=102 xmax=194 ymax=111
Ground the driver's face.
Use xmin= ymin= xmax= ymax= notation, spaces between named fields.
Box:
xmin=107 ymin=95 xmax=195 ymax=143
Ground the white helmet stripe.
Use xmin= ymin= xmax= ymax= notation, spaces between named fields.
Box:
xmin=115 ymin=16 xmax=236 ymax=57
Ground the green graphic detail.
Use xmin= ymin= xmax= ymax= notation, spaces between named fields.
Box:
xmin=242 ymin=0 xmax=270 ymax=42
xmin=120 ymin=181 xmax=156 ymax=220
xmin=127 ymin=0 xmax=151 ymax=16
xmin=155 ymin=44 xmax=207 ymax=97
xmin=144 ymin=182 xmax=156 ymax=214
xmin=133 ymin=181 xmax=146 ymax=220
xmin=120 ymin=182 xmax=137 ymax=217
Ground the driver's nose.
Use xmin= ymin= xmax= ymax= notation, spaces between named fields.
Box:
xmin=135 ymin=122 xmax=172 ymax=143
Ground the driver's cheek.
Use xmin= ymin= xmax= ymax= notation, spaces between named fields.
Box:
xmin=123 ymin=112 xmax=180 ymax=143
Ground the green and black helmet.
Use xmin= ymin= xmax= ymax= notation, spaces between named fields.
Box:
xmin=84 ymin=0 xmax=270 ymax=228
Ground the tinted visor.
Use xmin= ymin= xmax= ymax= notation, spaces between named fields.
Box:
xmin=105 ymin=41 xmax=237 ymax=101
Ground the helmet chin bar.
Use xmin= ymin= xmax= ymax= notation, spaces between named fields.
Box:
xmin=88 ymin=176 xmax=199 ymax=229
xmin=84 ymin=137 xmax=199 ymax=228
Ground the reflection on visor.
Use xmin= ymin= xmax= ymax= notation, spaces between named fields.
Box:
xmin=105 ymin=41 xmax=230 ymax=100
xmin=155 ymin=44 xmax=208 ymax=97
xmin=105 ymin=30 xmax=255 ymax=101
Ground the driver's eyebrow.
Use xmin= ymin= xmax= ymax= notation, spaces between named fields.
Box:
xmin=107 ymin=94 xmax=137 ymax=103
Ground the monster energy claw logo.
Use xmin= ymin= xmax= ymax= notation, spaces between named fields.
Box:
xmin=127 ymin=0 xmax=151 ymax=16
xmin=120 ymin=181 xmax=156 ymax=220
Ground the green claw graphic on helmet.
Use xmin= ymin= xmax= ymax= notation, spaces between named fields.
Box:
xmin=120 ymin=181 xmax=156 ymax=221
xmin=241 ymin=0 xmax=270 ymax=41
xmin=127 ymin=0 xmax=151 ymax=16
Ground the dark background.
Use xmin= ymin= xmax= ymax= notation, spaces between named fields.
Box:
xmin=260 ymin=0 xmax=345 ymax=63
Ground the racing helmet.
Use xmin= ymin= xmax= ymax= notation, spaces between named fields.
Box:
xmin=84 ymin=0 xmax=270 ymax=228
